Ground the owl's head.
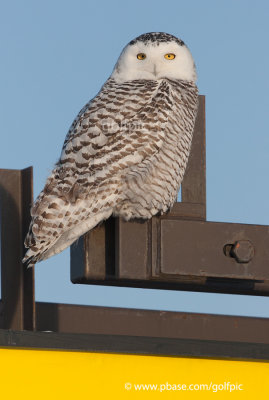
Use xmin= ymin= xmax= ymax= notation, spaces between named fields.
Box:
xmin=111 ymin=32 xmax=197 ymax=83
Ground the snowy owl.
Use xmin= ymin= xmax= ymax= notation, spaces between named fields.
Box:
xmin=23 ymin=32 xmax=198 ymax=266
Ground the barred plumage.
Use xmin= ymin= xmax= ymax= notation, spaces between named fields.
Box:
xmin=23 ymin=32 xmax=199 ymax=266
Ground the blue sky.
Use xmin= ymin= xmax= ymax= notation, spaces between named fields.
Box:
xmin=1 ymin=0 xmax=269 ymax=317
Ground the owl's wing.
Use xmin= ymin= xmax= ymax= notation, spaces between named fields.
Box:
xmin=59 ymin=79 xmax=169 ymax=181
xmin=23 ymin=79 xmax=173 ymax=265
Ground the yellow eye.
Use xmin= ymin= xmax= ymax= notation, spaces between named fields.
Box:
xmin=164 ymin=53 xmax=176 ymax=60
xmin=137 ymin=53 xmax=146 ymax=60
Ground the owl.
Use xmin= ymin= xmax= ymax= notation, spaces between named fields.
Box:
xmin=23 ymin=32 xmax=198 ymax=267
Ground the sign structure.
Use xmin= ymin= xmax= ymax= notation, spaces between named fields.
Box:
xmin=0 ymin=344 xmax=268 ymax=398
xmin=0 ymin=95 xmax=269 ymax=398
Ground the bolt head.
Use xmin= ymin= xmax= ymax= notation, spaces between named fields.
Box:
xmin=231 ymin=240 xmax=254 ymax=263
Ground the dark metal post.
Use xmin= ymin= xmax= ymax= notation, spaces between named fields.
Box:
xmin=0 ymin=167 xmax=35 ymax=330
xmin=181 ymin=95 xmax=206 ymax=210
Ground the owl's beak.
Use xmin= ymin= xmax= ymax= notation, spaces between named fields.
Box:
xmin=153 ymin=64 xmax=157 ymax=77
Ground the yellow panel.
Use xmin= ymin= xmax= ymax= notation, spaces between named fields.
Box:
xmin=0 ymin=348 xmax=268 ymax=399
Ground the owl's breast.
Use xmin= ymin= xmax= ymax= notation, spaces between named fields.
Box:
xmin=114 ymin=79 xmax=198 ymax=220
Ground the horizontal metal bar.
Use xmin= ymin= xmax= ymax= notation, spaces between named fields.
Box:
xmin=36 ymin=302 xmax=269 ymax=344
xmin=72 ymin=216 xmax=269 ymax=295
xmin=0 ymin=301 xmax=267 ymax=360
xmin=166 ymin=202 xmax=206 ymax=219
xmin=71 ymin=276 xmax=269 ymax=296
xmin=1 ymin=328 xmax=269 ymax=360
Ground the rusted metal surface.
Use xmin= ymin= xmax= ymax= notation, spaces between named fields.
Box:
xmin=0 ymin=167 xmax=35 ymax=330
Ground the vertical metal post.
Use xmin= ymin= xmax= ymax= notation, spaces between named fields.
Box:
xmin=0 ymin=167 xmax=35 ymax=330
xmin=181 ymin=95 xmax=206 ymax=211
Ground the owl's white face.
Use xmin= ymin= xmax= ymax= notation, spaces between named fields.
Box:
xmin=111 ymin=33 xmax=197 ymax=83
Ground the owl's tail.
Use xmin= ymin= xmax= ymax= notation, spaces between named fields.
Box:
xmin=23 ymin=208 xmax=113 ymax=267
